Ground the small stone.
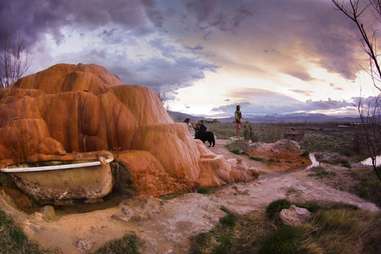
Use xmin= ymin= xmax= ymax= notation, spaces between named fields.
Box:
xmin=41 ymin=205 xmax=56 ymax=221
xmin=23 ymin=220 xmax=43 ymax=234
xmin=280 ymin=205 xmax=311 ymax=226
xmin=75 ymin=239 xmax=94 ymax=253
xmin=111 ymin=213 xmax=130 ymax=223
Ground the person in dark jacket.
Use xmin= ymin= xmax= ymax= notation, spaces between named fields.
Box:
xmin=235 ymin=105 xmax=242 ymax=138
xmin=194 ymin=120 xmax=215 ymax=147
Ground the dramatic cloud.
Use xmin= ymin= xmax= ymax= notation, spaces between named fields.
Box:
xmin=0 ymin=0 xmax=376 ymax=115
xmin=0 ymin=0 xmax=151 ymax=45
xmin=144 ymin=0 xmax=366 ymax=80
xmin=0 ymin=0 xmax=216 ymax=92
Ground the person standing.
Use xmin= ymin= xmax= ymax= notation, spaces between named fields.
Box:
xmin=234 ymin=105 xmax=242 ymax=138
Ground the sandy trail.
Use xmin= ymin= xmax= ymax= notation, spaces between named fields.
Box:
xmin=0 ymin=139 xmax=379 ymax=254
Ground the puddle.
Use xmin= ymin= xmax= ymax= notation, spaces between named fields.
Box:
xmin=306 ymin=153 xmax=319 ymax=170
xmin=361 ymin=156 xmax=381 ymax=167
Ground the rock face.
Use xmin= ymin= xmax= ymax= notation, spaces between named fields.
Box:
xmin=0 ymin=64 xmax=252 ymax=202
xmin=247 ymin=139 xmax=310 ymax=171
xmin=315 ymin=152 xmax=350 ymax=167
xmin=280 ymin=205 xmax=312 ymax=226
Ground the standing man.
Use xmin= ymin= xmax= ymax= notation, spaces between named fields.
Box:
xmin=234 ymin=105 xmax=242 ymax=138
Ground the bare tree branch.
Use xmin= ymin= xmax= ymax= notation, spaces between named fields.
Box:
xmin=369 ymin=0 xmax=381 ymax=15
xmin=0 ymin=35 xmax=30 ymax=88
xmin=332 ymin=0 xmax=381 ymax=181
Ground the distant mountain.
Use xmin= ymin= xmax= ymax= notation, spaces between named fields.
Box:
xmin=168 ymin=111 xmax=359 ymax=123
xmin=245 ymin=113 xmax=359 ymax=123
xmin=167 ymin=111 xmax=204 ymax=122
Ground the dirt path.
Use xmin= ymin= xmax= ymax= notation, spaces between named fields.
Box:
xmin=0 ymin=140 xmax=379 ymax=254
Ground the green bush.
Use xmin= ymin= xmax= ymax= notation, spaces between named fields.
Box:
xmin=0 ymin=210 xmax=46 ymax=254
xmin=94 ymin=234 xmax=140 ymax=254
xmin=308 ymin=166 xmax=336 ymax=179
xmin=189 ymin=202 xmax=381 ymax=254
xmin=314 ymin=209 xmax=358 ymax=232
xmin=258 ymin=225 xmax=305 ymax=254
xmin=219 ymin=213 xmax=237 ymax=227
xmin=250 ymin=156 xmax=265 ymax=162
xmin=196 ymin=187 xmax=216 ymax=195
xmin=265 ymin=199 xmax=291 ymax=220
xmin=212 ymin=233 xmax=233 ymax=254
xmin=352 ymin=170 xmax=381 ymax=207
xmin=230 ymin=148 xmax=244 ymax=155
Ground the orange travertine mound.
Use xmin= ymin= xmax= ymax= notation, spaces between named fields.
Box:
xmin=0 ymin=64 xmax=253 ymax=201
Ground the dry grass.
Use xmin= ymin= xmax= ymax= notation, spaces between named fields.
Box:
xmin=189 ymin=201 xmax=381 ymax=254
xmin=350 ymin=169 xmax=381 ymax=207
xmin=209 ymin=122 xmax=369 ymax=160
xmin=308 ymin=166 xmax=337 ymax=179
xmin=93 ymin=234 xmax=140 ymax=254
xmin=0 ymin=204 xmax=141 ymax=254
xmin=307 ymin=166 xmax=381 ymax=207
xmin=0 ymin=209 xmax=48 ymax=254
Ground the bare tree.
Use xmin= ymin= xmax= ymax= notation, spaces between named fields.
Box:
xmin=0 ymin=35 xmax=29 ymax=88
xmin=369 ymin=0 xmax=381 ymax=15
xmin=332 ymin=0 xmax=381 ymax=180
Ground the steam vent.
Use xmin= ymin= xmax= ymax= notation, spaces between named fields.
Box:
xmin=0 ymin=64 xmax=254 ymax=203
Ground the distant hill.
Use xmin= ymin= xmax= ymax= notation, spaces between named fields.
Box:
xmin=167 ymin=111 xmax=204 ymax=122
xmin=218 ymin=113 xmax=360 ymax=123
xmin=168 ymin=111 xmax=359 ymax=123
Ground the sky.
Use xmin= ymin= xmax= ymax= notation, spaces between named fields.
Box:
xmin=1 ymin=0 xmax=380 ymax=117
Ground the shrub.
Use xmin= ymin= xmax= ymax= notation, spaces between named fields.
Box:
xmin=308 ymin=167 xmax=336 ymax=179
xmin=196 ymin=186 xmax=215 ymax=194
xmin=111 ymin=161 xmax=135 ymax=197
xmin=340 ymin=160 xmax=351 ymax=168
xmin=213 ymin=233 xmax=233 ymax=254
xmin=94 ymin=234 xmax=140 ymax=254
xmin=314 ymin=209 xmax=358 ymax=232
xmin=189 ymin=232 xmax=210 ymax=254
xmin=219 ymin=213 xmax=237 ymax=227
xmin=230 ymin=148 xmax=244 ymax=155
xmin=352 ymin=170 xmax=381 ymax=207
xmin=265 ymin=199 xmax=291 ymax=220
xmin=0 ymin=209 xmax=46 ymax=254
xmin=258 ymin=225 xmax=305 ymax=254
xmin=189 ymin=202 xmax=381 ymax=254
xmin=250 ymin=156 xmax=265 ymax=162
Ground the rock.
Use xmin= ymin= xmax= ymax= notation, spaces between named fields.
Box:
xmin=23 ymin=220 xmax=43 ymax=234
xmin=11 ymin=151 xmax=114 ymax=203
xmin=116 ymin=151 xmax=187 ymax=197
xmin=75 ymin=239 xmax=94 ymax=253
xmin=0 ymin=63 xmax=255 ymax=203
xmin=315 ymin=152 xmax=351 ymax=167
xmin=2 ymin=186 xmax=33 ymax=211
xmin=247 ymin=139 xmax=311 ymax=171
xmin=280 ymin=205 xmax=312 ymax=226
xmin=41 ymin=205 xmax=56 ymax=221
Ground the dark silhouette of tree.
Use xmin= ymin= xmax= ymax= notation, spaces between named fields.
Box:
xmin=332 ymin=0 xmax=381 ymax=180
xmin=0 ymin=35 xmax=29 ymax=88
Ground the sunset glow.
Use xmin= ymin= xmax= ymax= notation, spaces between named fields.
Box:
xmin=2 ymin=0 xmax=379 ymax=117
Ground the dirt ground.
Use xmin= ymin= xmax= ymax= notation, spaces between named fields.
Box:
xmin=0 ymin=139 xmax=379 ymax=254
